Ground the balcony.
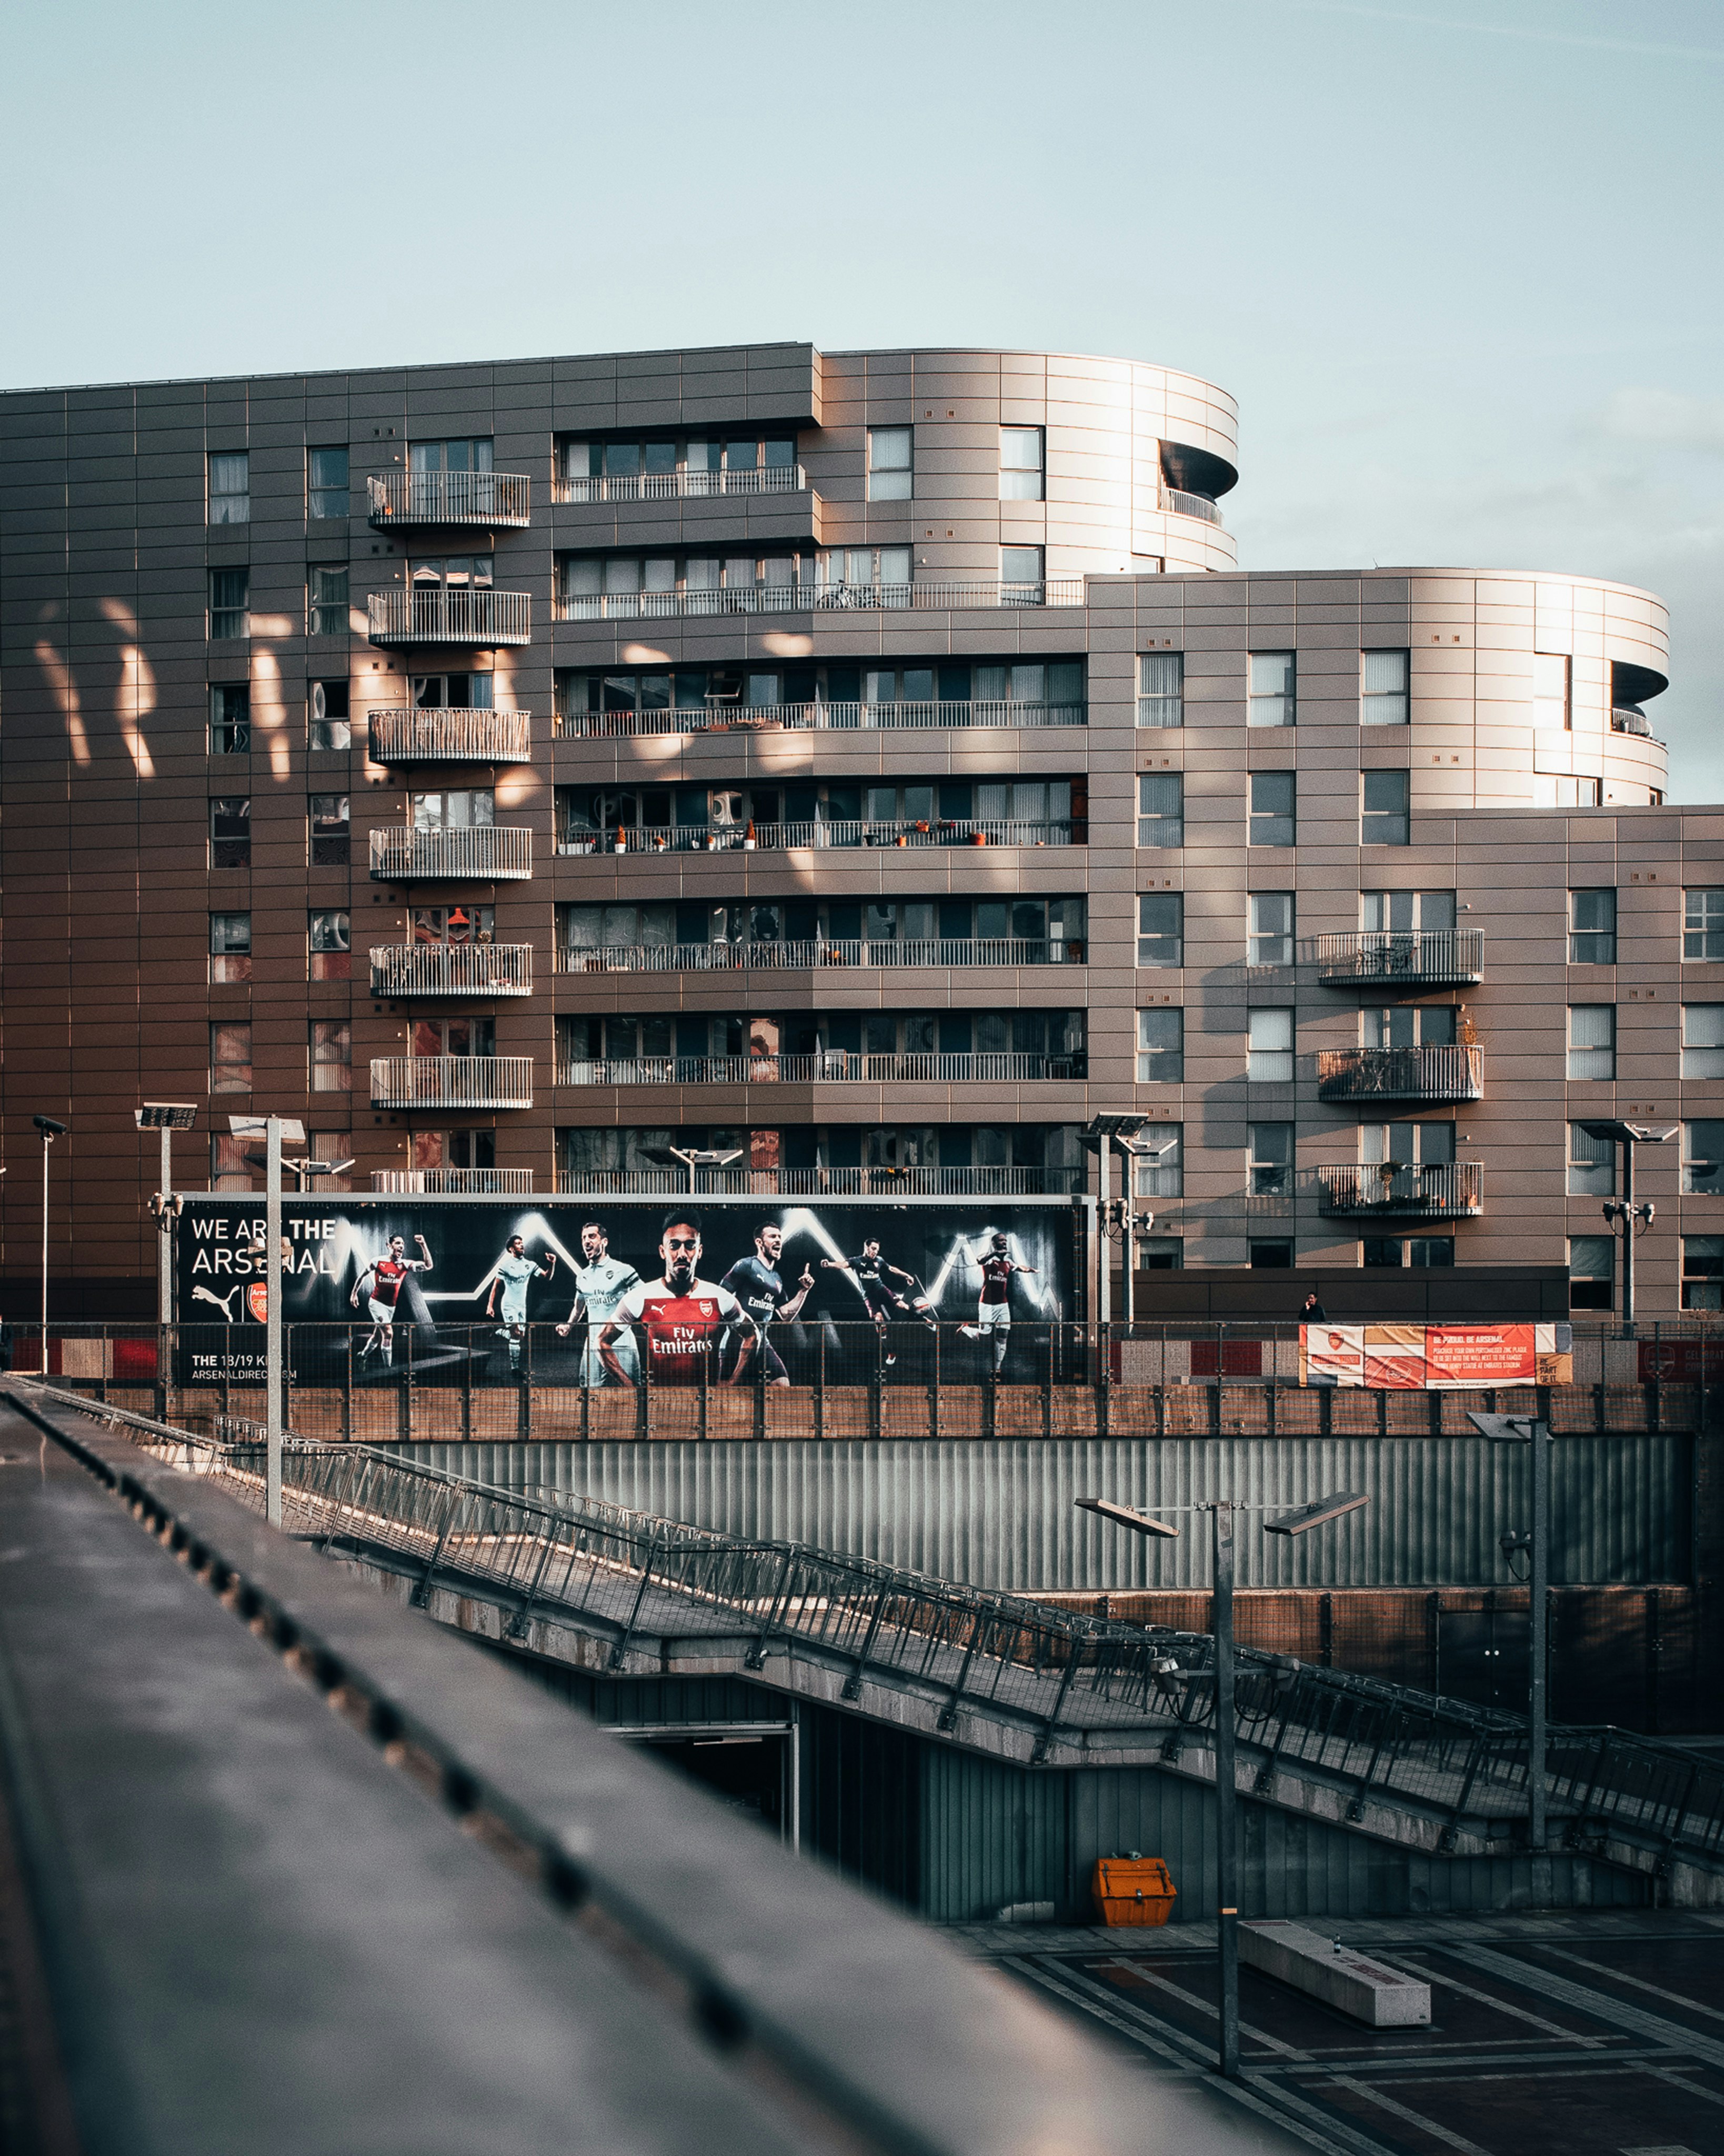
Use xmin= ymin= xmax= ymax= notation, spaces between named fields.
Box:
xmin=552 ymin=464 xmax=809 ymax=504
xmin=1314 ymin=931 xmax=1484 ymax=988
xmin=370 ymin=826 xmax=533 ymax=881
xmin=1317 ymin=1163 xmax=1484 ymax=1218
xmin=367 ymin=589 xmax=531 ymax=646
xmin=556 ymin=1166 xmax=1082 ymax=1197
xmin=558 ymin=938 xmax=1086 ymax=974
xmin=1611 ymin=707 xmax=1653 ymax=737
xmin=370 ymin=1168 xmax=535 ymax=1193
xmin=555 ymin=698 xmax=1086 ymax=739
xmin=555 ymin=1051 xmax=1087 ymax=1086
xmin=1162 ymin=488 xmax=1224 ymax=526
xmin=552 ymin=577 xmax=1081 ymax=623
xmin=367 ymin=472 xmax=530 ymax=529
xmin=1316 ymin=1045 xmax=1483 ymax=1104
xmin=368 ymin=708 xmax=533 ymax=765
xmin=368 ymin=944 xmax=534 ymax=997
xmin=369 ymin=1056 xmax=534 ymax=1109
xmin=557 ymin=817 xmax=1080 ymax=856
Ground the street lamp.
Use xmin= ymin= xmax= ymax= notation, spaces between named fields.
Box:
xmin=229 ymin=1114 xmax=305 ymax=1528
xmin=1579 ymin=1119 xmax=1676 ymax=1331
xmin=1082 ymin=1114 xmax=1152 ymax=1332
xmin=32 ymin=1115 xmax=67 ymax=1362
xmin=1465 ymin=1409 xmax=1553 ymax=1854
xmin=1076 ymin=1486 xmax=1369 ymax=2079
xmin=668 ymin=1145 xmax=743 ymax=1194
xmin=137 ymin=1105 xmax=198 ymax=1326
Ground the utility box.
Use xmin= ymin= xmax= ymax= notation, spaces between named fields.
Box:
xmin=1090 ymin=1856 xmax=1176 ymax=1927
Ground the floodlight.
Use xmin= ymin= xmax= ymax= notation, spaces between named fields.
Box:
xmin=1464 ymin=1410 xmax=1543 ymax=1444
xmin=1579 ymin=1120 xmax=1677 ymax=1146
xmin=228 ymin=1115 xmax=306 ymax=1143
xmin=33 ymin=1115 xmax=68 ymax=1137
xmin=1081 ymin=1113 xmax=1147 ymax=1151
xmin=1263 ymin=1491 xmax=1370 ymax=1537
xmin=136 ymin=1104 xmax=198 ymax=1130
xmin=1075 ymin=1495 xmax=1180 ymax=1539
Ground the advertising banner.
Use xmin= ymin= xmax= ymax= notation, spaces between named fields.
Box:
xmin=175 ymin=1194 xmax=1077 ymax=1387
xmin=1299 ymin=1322 xmax=1572 ymax=1390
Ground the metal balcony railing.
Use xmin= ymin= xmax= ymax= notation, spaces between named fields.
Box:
xmin=367 ymin=589 xmax=532 ymax=646
xmin=555 ymin=1051 xmax=1087 ymax=1087
xmin=554 ymin=698 xmax=1087 ymax=738
xmin=556 ymin=817 xmax=1079 ymax=855
xmin=369 ymin=826 xmax=533 ymax=881
xmin=369 ymin=1168 xmax=535 ymax=1193
xmin=1317 ymin=1044 xmax=1484 ymax=1104
xmin=552 ymin=464 xmax=808 ymax=503
xmin=368 ymin=944 xmax=533 ymax=997
xmin=367 ymin=472 xmax=530 ymax=528
xmin=1611 ymin=707 xmax=1652 ymax=736
xmin=1317 ymin=1162 xmax=1485 ymax=1217
xmin=555 ymin=1165 xmax=1083 ymax=1196
xmin=553 ymin=578 xmax=1081 ymax=622
xmin=367 ymin=707 xmax=533 ymax=764
xmin=369 ymin=1056 xmax=534 ymax=1109
xmin=557 ymin=937 xmax=1086 ymax=974
xmin=1314 ymin=930 xmax=1485 ymax=986
xmin=1162 ymin=487 xmax=1224 ymax=526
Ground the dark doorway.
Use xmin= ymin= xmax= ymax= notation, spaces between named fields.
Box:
xmin=622 ymin=1727 xmax=791 ymax=1839
xmin=1438 ymin=1604 xmax=1530 ymax=1712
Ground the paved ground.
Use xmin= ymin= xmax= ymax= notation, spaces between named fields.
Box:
xmin=953 ymin=1910 xmax=1724 ymax=2156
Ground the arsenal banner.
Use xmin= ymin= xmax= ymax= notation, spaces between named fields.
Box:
xmin=1300 ymin=1322 xmax=1573 ymax=1390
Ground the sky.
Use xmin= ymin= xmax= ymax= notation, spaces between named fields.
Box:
xmin=3 ymin=0 xmax=1719 ymax=791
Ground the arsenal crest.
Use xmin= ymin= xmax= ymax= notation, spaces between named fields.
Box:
xmin=246 ymin=1282 xmax=269 ymax=1325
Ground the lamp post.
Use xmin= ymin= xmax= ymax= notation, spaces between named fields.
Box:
xmin=668 ymin=1144 xmax=743 ymax=1194
xmin=1077 ymin=1487 xmax=1369 ymax=2079
xmin=137 ymin=1105 xmax=198 ymax=1326
xmin=230 ymin=1114 xmax=304 ymax=1528
xmin=1465 ymin=1410 xmax=1553 ymax=1853
xmin=1580 ymin=1119 xmax=1676 ymax=1332
xmin=32 ymin=1115 xmax=67 ymax=1365
xmin=1082 ymin=1114 xmax=1150 ymax=1336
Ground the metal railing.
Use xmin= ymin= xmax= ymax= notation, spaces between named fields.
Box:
xmin=369 ymin=826 xmax=533 ymax=881
xmin=366 ymin=471 xmax=530 ymax=527
xmin=367 ymin=707 xmax=533 ymax=763
xmin=553 ymin=578 xmax=1082 ymax=622
xmin=557 ymin=817 xmax=1079 ymax=854
xmin=557 ymin=1166 xmax=1081 ymax=1196
xmin=1317 ymin=1045 xmax=1484 ymax=1103
xmin=1162 ymin=488 xmax=1224 ymax=526
xmin=369 ymin=1168 xmax=535 ymax=1193
xmin=1314 ymin=931 xmax=1485 ymax=986
xmin=555 ymin=1051 xmax=1086 ymax=1087
xmin=1317 ymin=1163 xmax=1484 ymax=1217
xmin=367 ymin=590 xmax=532 ymax=645
xmin=553 ymin=464 xmax=808 ymax=503
xmin=556 ymin=937 xmax=1085 ymax=973
xmin=369 ymin=1055 xmax=534 ymax=1108
xmin=554 ymin=698 xmax=1087 ymax=738
xmin=368 ymin=944 xmax=533 ymax=997
xmin=1611 ymin=707 xmax=1651 ymax=736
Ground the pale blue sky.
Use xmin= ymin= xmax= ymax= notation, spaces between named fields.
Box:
xmin=4 ymin=0 xmax=1719 ymax=789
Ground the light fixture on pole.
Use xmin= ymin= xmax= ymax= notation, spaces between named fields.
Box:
xmin=230 ymin=1114 xmax=305 ymax=1528
xmin=668 ymin=1145 xmax=743 ymax=1194
xmin=32 ymin=1115 xmax=67 ymax=1364
xmin=1077 ymin=1486 xmax=1368 ymax=2080
xmin=137 ymin=1105 xmax=197 ymax=1327
xmin=1579 ymin=1120 xmax=1675 ymax=1332
xmin=1082 ymin=1115 xmax=1148 ymax=1334
xmin=1465 ymin=1409 xmax=1553 ymax=1854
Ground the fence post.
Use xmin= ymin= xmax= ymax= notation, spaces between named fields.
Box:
xmin=1041 ymin=1323 xmax=1054 ymax=1440
xmin=815 ymin=1326 xmax=825 ymax=1442
xmin=343 ymin=1328 xmax=354 ymax=1444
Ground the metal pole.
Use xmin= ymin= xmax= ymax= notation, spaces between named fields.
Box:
xmin=39 ymin=1134 xmax=50 ymax=1363
xmin=1212 ymin=1500 xmax=1239 ymax=2079
xmin=1120 ymin=1142 xmax=1135 ymax=1330
xmin=1528 ymin=1421 xmax=1549 ymax=1853
xmin=158 ymin=1124 xmax=173 ymax=1326
xmin=1621 ymin=1138 xmax=1636 ymax=1334
xmin=1097 ymin=1139 xmax=1110 ymax=1335
xmin=266 ymin=1116 xmax=283 ymax=1527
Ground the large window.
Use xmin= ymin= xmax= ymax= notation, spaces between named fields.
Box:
xmin=1248 ymin=1123 xmax=1294 ymax=1195
xmin=1137 ymin=893 xmax=1183 ymax=967
xmin=562 ymin=436 xmax=795 ymax=487
xmin=1361 ymin=1121 xmax=1454 ymax=1167
xmin=1568 ymin=1235 xmax=1614 ymax=1310
xmin=310 ymin=1020 xmax=351 ymax=1093
xmin=1685 ymin=889 xmax=1724 ymax=961
xmin=210 ymin=1021 xmax=252 ymax=1093
xmin=1137 ymin=652 xmax=1183 ymax=728
xmin=1682 ymin=1006 xmax=1724 ymax=1079
xmin=309 ymin=793 xmax=349 ymax=866
xmin=1248 ymin=652 xmax=1295 ymax=727
xmin=1569 ymin=889 xmax=1617 ymax=964
xmin=1534 ymin=775 xmax=1602 ymax=807
xmin=413 ymin=787 xmax=494 ymax=831
xmin=209 ymin=684 xmax=249 ymax=754
xmin=562 ymin=895 xmax=1083 ymax=957
xmin=1247 ymin=1009 xmax=1294 ymax=1083
xmin=1683 ymin=1237 xmax=1724 ymax=1311
xmin=411 ymin=438 xmax=493 ymax=474
xmin=411 ymin=670 xmax=493 ymax=711
xmin=1365 ymin=1237 xmax=1452 ymax=1267
xmin=1249 ymin=770 xmax=1296 ymax=846
xmin=1361 ymin=650 xmax=1409 ymax=724
xmin=1361 ymin=769 xmax=1409 ymax=845
xmin=1361 ymin=890 xmax=1456 ymax=933
xmin=1137 ymin=773 xmax=1183 ymax=847
xmin=1362 ymin=1005 xmax=1456 ymax=1049
xmin=208 ymin=568 xmax=248 ymax=641
xmin=309 ymin=679 xmax=350 ymax=750
xmin=1131 ymin=1124 xmax=1183 ymax=1197
xmin=207 ymin=451 xmax=249 ymax=525
xmin=1249 ymin=892 xmax=1294 ymax=966
xmin=867 ymin=426 xmax=913 ymax=501
xmin=309 ymin=564 xmax=349 ymax=637
xmin=1000 ymin=546 xmax=1044 ymax=601
xmin=210 ymin=796 xmax=250 ymax=869
xmin=1135 ymin=1009 xmax=1183 ymax=1083
xmin=1683 ymin=1121 xmax=1724 ymax=1195
xmin=412 ymin=904 xmax=495 ymax=945
xmin=1533 ymin=652 xmax=1571 ymax=730
xmin=999 ymin=427 xmax=1045 ymax=500
xmin=208 ymin=912 xmax=251 ymax=984
xmin=309 ymin=910 xmax=351 ymax=980
xmin=1567 ymin=1123 xmax=1616 ymax=1195
xmin=308 ymin=446 xmax=349 ymax=520
xmin=1567 ymin=1004 xmax=1616 ymax=1080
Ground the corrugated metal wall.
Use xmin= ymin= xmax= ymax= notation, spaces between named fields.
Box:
xmin=404 ymin=1436 xmax=1689 ymax=1589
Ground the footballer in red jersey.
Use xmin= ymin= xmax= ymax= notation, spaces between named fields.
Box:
xmin=602 ymin=1210 xmax=746 ymax=1386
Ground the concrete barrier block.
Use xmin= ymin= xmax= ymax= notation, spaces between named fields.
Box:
xmin=1239 ymin=1920 xmax=1431 ymax=2026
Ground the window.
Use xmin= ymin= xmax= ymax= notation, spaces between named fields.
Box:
xmin=1137 ymin=652 xmax=1184 ymax=728
xmin=1567 ymin=1124 xmax=1616 ymax=1195
xmin=207 ymin=451 xmax=249 ymax=525
xmin=412 ymin=1016 xmax=494 ymax=1059
xmin=1569 ymin=1235 xmax=1615 ymax=1310
xmin=1249 ymin=770 xmax=1296 ymax=846
xmin=309 ymin=793 xmax=349 ymax=866
xmin=1138 ymin=1239 xmax=1184 ymax=1269
xmin=307 ymin=1133 xmax=354 ymax=1191
xmin=414 ymin=1130 xmax=496 ymax=1174
xmin=1248 ymin=652 xmax=1294 ymax=727
xmin=1361 ymin=769 xmax=1409 ymax=844
xmin=209 ymin=568 xmax=248 ymax=641
xmin=309 ymin=564 xmax=349 ymax=637
xmin=210 ymin=796 xmax=250 ymax=869
xmin=1137 ymin=893 xmax=1183 ymax=967
xmin=1408 ymin=1237 xmax=1453 ymax=1267
xmin=412 ymin=904 xmax=494 ymax=945
xmin=412 ymin=787 xmax=494 ymax=831
xmin=308 ymin=446 xmax=348 ymax=520
xmin=999 ymin=426 xmax=1045 ymax=500
xmin=1567 ymin=1005 xmax=1615 ymax=1080
xmin=1534 ymin=775 xmax=1602 ymax=807
xmin=1131 ymin=1124 xmax=1182 ymax=1197
xmin=1249 ymin=892 xmax=1294 ymax=966
xmin=309 ymin=910 xmax=350 ymax=980
xmin=1248 ymin=1122 xmax=1293 ymax=1195
xmin=1000 ymin=546 xmax=1044 ymax=601
xmin=310 ymin=679 xmax=350 ymax=751
xmin=411 ymin=437 xmax=494 ymax=475
xmin=1136 ymin=1010 xmax=1183 ymax=1083
xmin=209 ymin=684 xmax=249 ymax=754
xmin=1682 ymin=1005 xmax=1724 ymax=1079
xmin=411 ymin=670 xmax=493 ymax=711
xmin=1683 ymin=1236 xmax=1724 ymax=1311
xmin=1569 ymin=889 xmax=1617 ymax=964
xmin=867 ymin=426 xmax=913 ymax=501
xmin=1361 ymin=890 xmax=1456 ymax=933
xmin=1533 ymin=652 xmax=1571 ymax=730
xmin=1361 ymin=649 xmax=1409 ymax=724
xmin=1249 ymin=1241 xmax=1294 ymax=1268
xmin=311 ymin=1020 xmax=351 ymax=1093
xmin=1361 ymin=1121 xmax=1454 ymax=1167
xmin=209 ymin=913 xmax=251 ymax=984
xmin=211 ymin=1021 xmax=252 ymax=1093
xmin=1683 ymin=1121 xmax=1724 ymax=1195
xmin=210 ymin=1132 xmax=253 ymax=1192
xmin=1137 ymin=773 xmax=1183 ymax=846
xmin=1684 ymin=889 xmax=1724 ymax=961
xmin=1361 ymin=1005 xmax=1456 ymax=1049
xmin=1247 ymin=1009 xmax=1294 ymax=1083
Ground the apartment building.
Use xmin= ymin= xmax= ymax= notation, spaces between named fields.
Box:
xmin=1 ymin=341 xmax=1718 ymax=1316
